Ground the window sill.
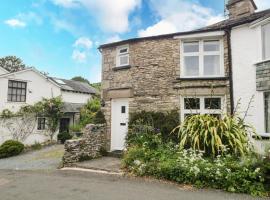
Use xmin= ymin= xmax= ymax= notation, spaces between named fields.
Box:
xmin=252 ymin=133 xmax=270 ymax=140
xmin=6 ymin=101 xmax=27 ymax=104
xmin=177 ymin=77 xmax=229 ymax=81
xmin=113 ymin=65 xmax=131 ymax=71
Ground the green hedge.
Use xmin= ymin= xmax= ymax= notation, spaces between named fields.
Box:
xmin=0 ymin=140 xmax=24 ymax=158
xmin=57 ymin=132 xmax=72 ymax=144
xmin=128 ymin=110 xmax=179 ymax=143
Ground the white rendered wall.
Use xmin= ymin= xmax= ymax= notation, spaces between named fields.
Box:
xmin=0 ymin=70 xmax=61 ymax=112
xmin=231 ymin=24 xmax=268 ymax=154
xmin=61 ymin=91 xmax=92 ymax=104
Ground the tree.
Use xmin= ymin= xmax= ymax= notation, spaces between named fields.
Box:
xmin=0 ymin=56 xmax=26 ymax=72
xmin=71 ymin=76 xmax=90 ymax=84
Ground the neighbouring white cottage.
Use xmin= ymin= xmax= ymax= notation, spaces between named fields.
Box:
xmin=0 ymin=67 xmax=96 ymax=145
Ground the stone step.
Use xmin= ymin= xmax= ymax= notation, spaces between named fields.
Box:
xmin=107 ymin=150 xmax=123 ymax=158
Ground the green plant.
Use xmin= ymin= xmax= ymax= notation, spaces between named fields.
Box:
xmin=0 ymin=140 xmax=24 ymax=158
xmin=173 ymin=114 xmax=252 ymax=157
xmin=129 ymin=110 xmax=179 ymax=142
xmin=123 ymin=142 xmax=268 ymax=196
xmin=93 ymin=110 xmax=106 ymax=124
xmin=30 ymin=142 xmax=42 ymax=150
xmin=69 ymin=124 xmax=82 ymax=133
xmin=57 ymin=132 xmax=72 ymax=144
xmin=79 ymin=97 xmax=101 ymax=126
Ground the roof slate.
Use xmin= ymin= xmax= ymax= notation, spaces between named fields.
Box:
xmin=50 ymin=77 xmax=97 ymax=94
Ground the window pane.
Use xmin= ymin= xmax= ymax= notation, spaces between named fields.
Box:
xmin=121 ymin=106 xmax=126 ymax=113
xmin=183 ymin=42 xmax=199 ymax=53
xmin=265 ymin=93 xmax=270 ymax=132
xmin=205 ymin=98 xmax=221 ymax=109
xmin=184 ymin=98 xmax=200 ymax=109
xmin=119 ymin=55 xmax=128 ymax=66
xmin=204 ymin=41 xmax=220 ymax=51
xmin=262 ymin=23 xmax=270 ymax=60
xmin=119 ymin=48 xmax=128 ymax=54
xmin=204 ymin=55 xmax=220 ymax=76
xmin=184 ymin=56 xmax=199 ymax=76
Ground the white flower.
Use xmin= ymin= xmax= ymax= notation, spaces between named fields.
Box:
xmin=255 ymin=168 xmax=260 ymax=173
xmin=134 ymin=160 xmax=141 ymax=166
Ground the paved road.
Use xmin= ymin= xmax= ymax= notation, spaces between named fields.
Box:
xmin=0 ymin=170 xmax=266 ymax=200
xmin=0 ymin=145 xmax=64 ymax=170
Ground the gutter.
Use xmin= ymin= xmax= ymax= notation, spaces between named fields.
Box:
xmin=225 ymin=28 xmax=235 ymax=115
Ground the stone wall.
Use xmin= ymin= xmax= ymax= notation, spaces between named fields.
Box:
xmin=62 ymin=124 xmax=106 ymax=166
xmin=101 ymin=33 xmax=231 ymax=148
xmin=256 ymin=60 xmax=270 ymax=91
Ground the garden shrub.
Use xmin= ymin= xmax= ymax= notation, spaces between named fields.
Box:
xmin=57 ymin=132 xmax=72 ymax=144
xmin=128 ymin=110 xmax=179 ymax=142
xmin=173 ymin=114 xmax=252 ymax=157
xmin=93 ymin=110 xmax=106 ymax=124
xmin=123 ymin=134 xmax=268 ymax=196
xmin=0 ymin=140 xmax=24 ymax=158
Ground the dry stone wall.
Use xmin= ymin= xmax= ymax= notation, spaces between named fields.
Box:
xmin=62 ymin=124 xmax=106 ymax=166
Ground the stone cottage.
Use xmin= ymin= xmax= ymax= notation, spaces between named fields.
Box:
xmin=99 ymin=0 xmax=270 ymax=151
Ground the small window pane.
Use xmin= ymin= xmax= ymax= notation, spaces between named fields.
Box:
xmin=121 ymin=106 xmax=126 ymax=113
xmin=262 ymin=23 xmax=270 ymax=60
xmin=184 ymin=56 xmax=199 ymax=76
xmin=205 ymin=98 xmax=221 ymax=109
xmin=204 ymin=55 xmax=220 ymax=76
xmin=119 ymin=48 xmax=128 ymax=54
xmin=119 ymin=55 xmax=129 ymax=66
xmin=184 ymin=98 xmax=200 ymax=109
xmin=204 ymin=41 xmax=220 ymax=51
xmin=183 ymin=42 xmax=199 ymax=53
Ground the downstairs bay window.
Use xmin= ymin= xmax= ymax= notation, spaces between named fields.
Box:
xmin=181 ymin=39 xmax=224 ymax=78
xmin=181 ymin=96 xmax=224 ymax=121
xmin=264 ymin=92 xmax=270 ymax=133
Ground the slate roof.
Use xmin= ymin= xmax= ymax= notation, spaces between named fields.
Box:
xmin=99 ymin=8 xmax=270 ymax=49
xmin=50 ymin=77 xmax=97 ymax=94
xmin=61 ymin=102 xmax=85 ymax=113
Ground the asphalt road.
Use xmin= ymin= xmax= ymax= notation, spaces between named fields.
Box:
xmin=0 ymin=170 xmax=266 ymax=200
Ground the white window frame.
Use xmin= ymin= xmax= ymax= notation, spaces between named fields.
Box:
xmin=116 ymin=45 xmax=129 ymax=67
xmin=180 ymin=96 xmax=225 ymax=122
xmin=261 ymin=22 xmax=270 ymax=61
xmin=180 ymin=39 xmax=224 ymax=78
xmin=37 ymin=117 xmax=46 ymax=131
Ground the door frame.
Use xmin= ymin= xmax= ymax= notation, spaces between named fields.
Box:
xmin=110 ymin=98 xmax=129 ymax=151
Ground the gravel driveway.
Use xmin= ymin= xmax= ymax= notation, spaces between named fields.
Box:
xmin=0 ymin=145 xmax=64 ymax=170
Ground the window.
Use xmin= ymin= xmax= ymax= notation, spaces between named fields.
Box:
xmin=121 ymin=106 xmax=126 ymax=113
xmin=262 ymin=23 xmax=270 ymax=60
xmin=116 ymin=46 xmax=129 ymax=67
xmin=37 ymin=118 xmax=46 ymax=130
xmin=181 ymin=96 xmax=223 ymax=121
xmin=181 ymin=40 xmax=223 ymax=77
xmin=7 ymin=80 xmax=27 ymax=102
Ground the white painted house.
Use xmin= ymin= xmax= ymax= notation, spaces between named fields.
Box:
xmin=0 ymin=67 xmax=96 ymax=145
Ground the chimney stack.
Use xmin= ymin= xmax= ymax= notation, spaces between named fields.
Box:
xmin=226 ymin=0 xmax=257 ymax=19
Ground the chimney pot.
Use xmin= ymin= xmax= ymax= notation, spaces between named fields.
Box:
xmin=227 ymin=0 xmax=257 ymax=19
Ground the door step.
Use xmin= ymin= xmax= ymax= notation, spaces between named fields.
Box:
xmin=107 ymin=150 xmax=123 ymax=158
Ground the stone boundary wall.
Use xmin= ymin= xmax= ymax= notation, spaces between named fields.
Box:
xmin=62 ymin=124 xmax=106 ymax=166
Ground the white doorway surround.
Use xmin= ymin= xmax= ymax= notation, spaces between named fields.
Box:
xmin=111 ymin=98 xmax=129 ymax=151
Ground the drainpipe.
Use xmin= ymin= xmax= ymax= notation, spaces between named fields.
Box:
xmin=225 ymin=28 xmax=235 ymax=115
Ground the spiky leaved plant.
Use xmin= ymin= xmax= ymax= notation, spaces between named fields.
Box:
xmin=172 ymin=114 xmax=253 ymax=157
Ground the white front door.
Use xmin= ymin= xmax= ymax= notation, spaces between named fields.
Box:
xmin=111 ymin=98 xmax=129 ymax=151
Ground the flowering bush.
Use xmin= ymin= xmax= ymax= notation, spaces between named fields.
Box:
xmin=123 ymin=133 xmax=269 ymax=196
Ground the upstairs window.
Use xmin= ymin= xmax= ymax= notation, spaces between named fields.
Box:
xmin=7 ymin=80 xmax=27 ymax=102
xmin=181 ymin=40 xmax=223 ymax=77
xmin=262 ymin=23 xmax=270 ymax=60
xmin=116 ymin=46 xmax=129 ymax=67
